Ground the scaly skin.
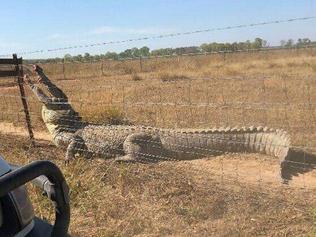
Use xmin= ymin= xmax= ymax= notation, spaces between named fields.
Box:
xmin=27 ymin=66 xmax=291 ymax=182
xmin=66 ymin=125 xmax=290 ymax=164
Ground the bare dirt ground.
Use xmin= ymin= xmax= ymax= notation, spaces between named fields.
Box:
xmin=0 ymin=122 xmax=51 ymax=141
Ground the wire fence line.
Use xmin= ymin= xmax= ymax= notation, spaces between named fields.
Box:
xmin=0 ymin=100 xmax=312 ymax=161
xmin=1 ymin=72 xmax=315 ymax=144
xmin=0 ymin=77 xmax=315 ymax=191
xmin=27 ymin=43 xmax=316 ymax=65
xmin=1 ymin=16 xmax=316 ymax=58
xmin=0 ymin=16 xmax=315 ymax=191
xmin=2 ymin=92 xmax=316 ymax=109
xmin=16 ymin=44 xmax=314 ymax=81
xmin=0 ymin=18 xmax=316 ymax=237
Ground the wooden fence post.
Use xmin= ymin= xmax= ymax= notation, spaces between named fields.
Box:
xmin=63 ymin=58 xmax=66 ymax=80
xmin=0 ymin=54 xmax=34 ymax=144
xmin=14 ymin=54 xmax=35 ymax=144
xmin=139 ymin=56 xmax=143 ymax=72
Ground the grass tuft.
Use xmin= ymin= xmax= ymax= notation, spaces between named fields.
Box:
xmin=158 ymin=72 xmax=190 ymax=82
xmin=131 ymin=73 xmax=143 ymax=81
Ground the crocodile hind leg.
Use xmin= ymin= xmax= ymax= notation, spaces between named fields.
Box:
xmin=115 ymin=132 xmax=163 ymax=163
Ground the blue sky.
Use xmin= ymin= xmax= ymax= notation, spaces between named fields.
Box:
xmin=1 ymin=0 xmax=315 ymax=58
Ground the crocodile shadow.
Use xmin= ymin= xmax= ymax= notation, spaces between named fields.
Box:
xmin=281 ymin=148 xmax=316 ymax=184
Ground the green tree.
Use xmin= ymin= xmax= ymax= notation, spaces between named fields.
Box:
xmin=131 ymin=47 xmax=140 ymax=57
xmin=252 ymin=38 xmax=264 ymax=49
xmin=200 ymin=43 xmax=211 ymax=52
xmin=73 ymin=54 xmax=83 ymax=62
xmin=139 ymin=46 xmax=150 ymax=57
xmin=151 ymin=48 xmax=174 ymax=56
xmin=105 ymin=52 xmax=118 ymax=60
xmin=302 ymin=38 xmax=311 ymax=44
xmin=285 ymin=39 xmax=294 ymax=47
xmin=94 ymin=55 xmax=101 ymax=61
xmin=119 ymin=49 xmax=133 ymax=58
xmin=84 ymin=53 xmax=92 ymax=61
xmin=64 ymin=54 xmax=72 ymax=61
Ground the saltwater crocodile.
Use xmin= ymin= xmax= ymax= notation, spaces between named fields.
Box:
xmin=25 ymin=65 xmax=292 ymax=181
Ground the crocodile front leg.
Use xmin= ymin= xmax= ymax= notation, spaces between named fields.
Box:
xmin=65 ymin=135 xmax=88 ymax=162
xmin=115 ymin=132 xmax=163 ymax=163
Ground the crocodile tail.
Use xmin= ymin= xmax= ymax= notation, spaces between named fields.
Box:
xmin=241 ymin=126 xmax=291 ymax=160
xmin=204 ymin=126 xmax=291 ymax=181
xmin=184 ymin=126 xmax=291 ymax=160
xmin=170 ymin=126 xmax=291 ymax=181
xmin=241 ymin=126 xmax=291 ymax=182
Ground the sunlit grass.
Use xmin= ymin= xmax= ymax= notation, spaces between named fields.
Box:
xmin=0 ymin=49 xmax=316 ymax=236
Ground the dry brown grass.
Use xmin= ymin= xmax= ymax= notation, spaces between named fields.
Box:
xmin=0 ymin=48 xmax=316 ymax=236
xmin=1 ymin=135 xmax=315 ymax=236
xmin=130 ymin=74 xmax=143 ymax=81
xmin=3 ymin=51 xmax=315 ymax=148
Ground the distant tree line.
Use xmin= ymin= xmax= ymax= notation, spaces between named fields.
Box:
xmin=30 ymin=37 xmax=315 ymax=63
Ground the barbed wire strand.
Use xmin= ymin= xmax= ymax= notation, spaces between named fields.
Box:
xmin=0 ymin=34 xmax=315 ymax=190
xmin=1 ymin=16 xmax=316 ymax=57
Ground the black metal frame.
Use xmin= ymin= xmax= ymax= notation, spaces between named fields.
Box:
xmin=0 ymin=161 xmax=70 ymax=237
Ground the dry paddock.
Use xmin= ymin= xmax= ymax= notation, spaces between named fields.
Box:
xmin=0 ymin=49 xmax=316 ymax=236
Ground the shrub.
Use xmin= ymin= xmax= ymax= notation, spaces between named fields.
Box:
xmin=158 ymin=73 xmax=190 ymax=82
xmin=131 ymin=74 xmax=143 ymax=81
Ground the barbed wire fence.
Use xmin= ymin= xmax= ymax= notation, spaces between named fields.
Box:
xmin=1 ymin=15 xmax=315 ymax=57
xmin=1 ymin=73 xmax=315 ymax=189
xmin=27 ymin=43 xmax=316 ymax=81
xmin=0 ymin=16 xmax=315 ymax=194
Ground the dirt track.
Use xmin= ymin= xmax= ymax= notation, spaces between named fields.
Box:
xmin=0 ymin=121 xmax=315 ymax=190
xmin=0 ymin=122 xmax=51 ymax=141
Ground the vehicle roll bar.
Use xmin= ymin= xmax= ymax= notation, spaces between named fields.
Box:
xmin=0 ymin=161 xmax=70 ymax=237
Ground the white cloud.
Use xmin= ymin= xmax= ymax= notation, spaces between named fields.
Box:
xmin=42 ymin=26 xmax=174 ymax=44
xmin=0 ymin=40 xmax=21 ymax=52
xmin=91 ymin=26 xmax=173 ymax=35
xmin=46 ymin=33 xmax=64 ymax=40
